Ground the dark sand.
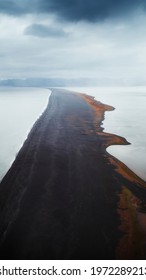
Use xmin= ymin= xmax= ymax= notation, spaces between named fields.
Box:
xmin=0 ymin=88 xmax=146 ymax=259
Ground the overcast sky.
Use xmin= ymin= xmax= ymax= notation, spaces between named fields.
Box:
xmin=0 ymin=0 xmax=146 ymax=85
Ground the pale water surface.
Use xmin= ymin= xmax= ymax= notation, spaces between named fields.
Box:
xmin=0 ymin=87 xmax=50 ymax=181
xmin=66 ymin=87 xmax=146 ymax=181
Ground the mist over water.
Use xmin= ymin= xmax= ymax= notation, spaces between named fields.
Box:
xmin=0 ymin=87 xmax=50 ymax=181
xmin=67 ymin=87 xmax=146 ymax=181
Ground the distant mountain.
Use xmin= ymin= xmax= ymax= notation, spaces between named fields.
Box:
xmin=0 ymin=78 xmax=145 ymax=87
xmin=0 ymin=78 xmax=97 ymax=87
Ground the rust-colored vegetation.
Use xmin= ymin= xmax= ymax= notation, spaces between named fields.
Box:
xmin=80 ymin=92 xmax=146 ymax=259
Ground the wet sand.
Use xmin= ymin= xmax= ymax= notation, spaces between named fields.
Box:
xmin=0 ymin=88 xmax=146 ymax=259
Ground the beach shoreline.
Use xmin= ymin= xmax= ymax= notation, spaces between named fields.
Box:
xmin=0 ymin=88 xmax=146 ymax=259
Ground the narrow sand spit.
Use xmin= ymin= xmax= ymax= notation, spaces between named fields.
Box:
xmin=0 ymin=88 xmax=145 ymax=259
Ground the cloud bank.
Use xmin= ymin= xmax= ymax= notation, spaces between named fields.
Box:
xmin=0 ymin=0 xmax=145 ymax=21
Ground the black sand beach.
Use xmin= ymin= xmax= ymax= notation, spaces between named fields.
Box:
xmin=0 ymin=88 xmax=146 ymax=259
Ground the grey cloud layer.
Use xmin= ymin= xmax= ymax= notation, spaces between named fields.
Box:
xmin=39 ymin=0 xmax=146 ymax=21
xmin=24 ymin=24 xmax=67 ymax=38
xmin=0 ymin=0 xmax=145 ymax=21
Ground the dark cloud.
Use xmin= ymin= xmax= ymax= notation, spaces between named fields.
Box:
xmin=0 ymin=0 xmax=30 ymax=15
xmin=24 ymin=24 xmax=67 ymax=38
xmin=39 ymin=0 xmax=146 ymax=21
xmin=0 ymin=0 xmax=145 ymax=21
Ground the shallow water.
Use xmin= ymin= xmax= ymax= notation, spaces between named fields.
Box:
xmin=66 ymin=87 xmax=146 ymax=181
xmin=0 ymin=87 xmax=50 ymax=180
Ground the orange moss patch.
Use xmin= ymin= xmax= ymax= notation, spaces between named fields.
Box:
xmin=79 ymin=93 xmax=130 ymax=148
xmin=79 ymin=93 xmax=114 ymax=129
xmin=81 ymin=93 xmax=114 ymax=112
xmin=116 ymin=187 xmax=145 ymax=259
xmin=108 ymin=155 xmax=146 ymax=189
xmin=97 ymin=131 xmax=130 ymax=148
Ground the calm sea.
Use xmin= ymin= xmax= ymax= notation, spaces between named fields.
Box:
xmin=0 ymin=87 xmax=50 ymax=181
xmin=67 ymin=87 xmax=146 ymax=181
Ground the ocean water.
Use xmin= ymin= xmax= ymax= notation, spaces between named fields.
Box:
xmin=66 ymin=87 xmax=146 ymax=182
xmin=0 ymin=87 xmax=50 ymax=181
